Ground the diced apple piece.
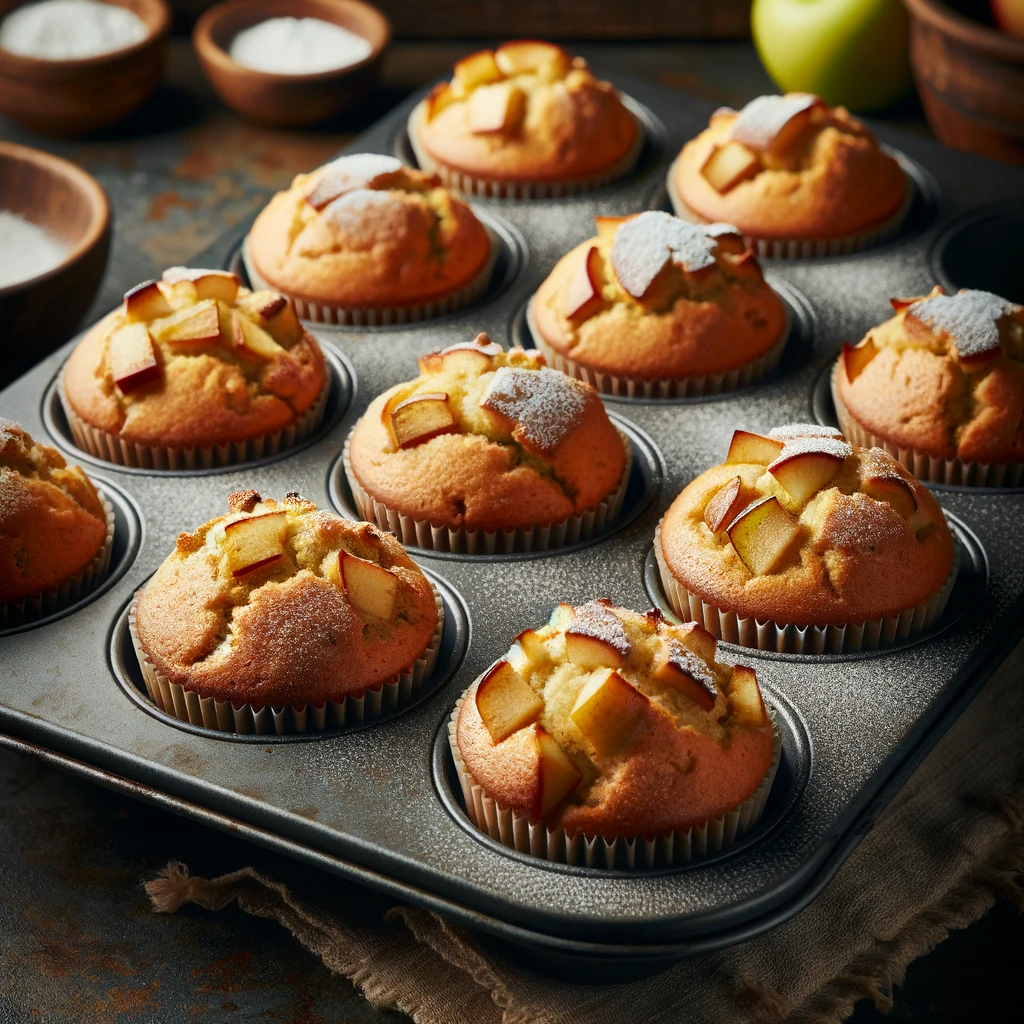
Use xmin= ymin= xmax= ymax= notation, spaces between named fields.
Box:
xmin=562 ymin=245 xmax=604 ymax=321
xmin=569 ymin=668 xmax=648 ymax=756
xmin=731 ymin=93 xmax=821 ymax=154
xmin=454 ymin=49 xmax=503 ymax=88
xmin=565 ymin=632 xmax=624 ymax=670
xmin=124 ymin=280 xmax=173 ymax=321
xmin=476 ymin=660 xmax=544 ymax=744
xmin=594 ymin=215 xmax=630 ymax=246
xmin=727 ymin=664 xmax=767 ymax=727
xmin=246 ymin=290 xmax=287 ymax=322
xmin=841 ymin=338 xmax=878 ymax=383
xmin=163 ymin=267 xmax=240 ymax=304
xmin=675 ymin=622 xmax=718 ymax=666
xmin=727 ymin=496 xmax=801 ymax=576
xmin=514 ymin=628 xmax=549 ymax=666
xmin=704 ymin=476 xmax=745 ymax=535
xmin=769 ymin=445 xmax=846 ymax=503
xmin=109 ymin=322 xmax=161 ymax=394
xmin=387 ymin=392 xmax=458 ymax=450
xmin=725 ymin=429 xmax=784 ymax=466
xmin=425 ymin=82 xmax=459 ymax=120
xmin=700 ymin=141 xmax=761 ymax=194
xmin=890 ymin=296 xmax=919 ymax=313
xmin=862 ymin=473 xmax=917 ymax=518
xmin=534 ymin=726 xmax=582 ymax=816
xmin=468 ymin=81 xmax=525 ymax=134
xmin=224 ymin=510 xmax=287 ymax=578
xmin=233 ymin=313 xmax=285 ymax=361
xmin=494 ymin=40 xmax=570 ymax=78
xmin=338 ymin=549 xmax=397 ymax=620
xmin=156 ymin=299 xmax=221 ymax=348
xmin=652 ymin=639 xmax=719 ymax=712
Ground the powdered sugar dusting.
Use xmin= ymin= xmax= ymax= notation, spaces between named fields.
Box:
xmin=610 ymin=211 xmax=717 ymax=298
xmin=730 ymin=93 xmax=819 ymax=151
xmin=305 ymin=153 xmax=404 ymax=211
xmin=769 ymin=424 xmax=845 ymax=441
xmin=820 ymin=493 xmax=904 ymax=551
xmin=857 ymin=446 xmax=905 ymax=482
xmin=907 ymin=289 xmax=1018 ymax=360
xmin=769 ymin=435 xmax=852 ymax=470
xmin=703 ymin=221 xmax=743 ymax=238
xmin=567 ymin=601 xmax=630 ymax=656
xmin=664 ymin=638 xmax=719 ymax=699
xmin=322 ymin=188 xmax=404 ymax=230
xmin=480 ymin=366 xmax=589 ymax=455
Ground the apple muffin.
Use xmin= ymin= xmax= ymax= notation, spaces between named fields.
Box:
xmin=408 ymin=41 xmax=641 ymax=198
xmin=246 ymin=154 xmax=495 ymax=325
xmin=451 ymin=600 xmax=779 ymax=867
xmin=131 ymin=491 xmax=442 ymax=734
xmin=834 ymin=286 xmax=1024 ymax=486
xmin=656 ymin=424 xmax=957 ymax=653
xmin=1 ymin=419 xmax=113 ymax=625
xmin=61 ymin=268 xmax=328 ymax=470
xmin=669 ymin=94 xmax=909 ymax=257
xmin=344 ymin=334 xmax=630 ymax=553
xmin=530 ymin=212 xmax=788 ymax=397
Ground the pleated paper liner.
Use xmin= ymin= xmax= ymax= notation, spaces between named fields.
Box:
xmin=665 ymin=158 xmax=914 ymax=259
xmin=831 ymin=363 xmax=1024 ymax=488
xmin=58 ymin=372 xmax=330 ymax=471
xmin=0 ymin=494 xmax=115 ymax=629
xmin=526 ymin=295 xmax=790 ymax=399
xmin=241 ymin=227 xmax=498 ymax=327
xmin=127 ymin=584 xmax=444 ymax=736
xmin=342 ymin=429 xmax=632 ymax=555
xmin=653 ymin=522 xmax=961 ymax=656
xmin=406 ymin=100 xmax=645 ymax=200
xmin=447 ymin=683 xmax=782 ymax=869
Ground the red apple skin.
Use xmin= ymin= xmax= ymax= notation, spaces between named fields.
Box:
xmin=562 ymin=245 xmax=604 ymax=320
xmin=109 ymin=324 xmax=161 ymax=394
xmin=841 ymin=339 xmax=878 ymax=383
xmin=124 ymin=280 xmax=172 ymax=321
xmin=231 ymin=553 xmax=283 ymax=579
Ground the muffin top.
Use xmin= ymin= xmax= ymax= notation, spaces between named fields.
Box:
xmin=135 ymin=492 xmax=439 ymax=707
xmin=247 ymin=154 xmax=493 ymax=309
xmin=672 ymin=94 xmax=907 ymax=241
xmin=836 ymin=287 xmax=1024 ymax=465
xmin=62 ymin=268 xmax=326 ymax=450
xmin=0 ymin=419 xmax=107 ymax=604
xmin=532 ymin=212 xmax=787 ymax=379
xmin=660 ymin=424 xmax=954 ymax=626
xmin=347 ymin=335 xmax=628 ymax=534
xmin=456 ymin=600 xmax=774 ymax=835
xmin=415 ymin=41 xmax=639 ymax=184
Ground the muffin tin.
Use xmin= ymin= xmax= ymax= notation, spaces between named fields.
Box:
xmin=2 ymin=76 xmax=1024 ymax=982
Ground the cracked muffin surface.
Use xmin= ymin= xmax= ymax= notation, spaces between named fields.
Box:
xmin=347 ymin=335 xmax=627 ymax=534
xmin=135 ymin=492 xmax=439 ymax=707
xmin=247 ymin=154 xmax=492 ymax=310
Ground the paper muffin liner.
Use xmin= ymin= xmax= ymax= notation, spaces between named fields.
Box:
xmin=242 ymin=227 xmax=499 ymax=327
xmin=831 ymin=363 xmax=1024 ymax=488
xmin=59 ymin=372 xmax=330 ymax=471
xmin=342 ymin=429 xmax=633 ymax=555
xmin=447 ymin=680 xmax=782 ymax=869
xmin=406 ymin=99 xmax=645 ymax=200
xmin=666 ymin=157 xmax=914 ymax=259
xmin=1 ymin=494 xmax=115 ymax=629
xmin=127 ymin=583 xmax=444 ymax=736
xmin=653 ymin=521 xmax=961 ymax=655
xmin=526 ymin=295 xmax=790 ymax=399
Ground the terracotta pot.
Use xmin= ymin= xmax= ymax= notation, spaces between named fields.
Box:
xmin=904 ymin=0 xmax=1024 ymax=164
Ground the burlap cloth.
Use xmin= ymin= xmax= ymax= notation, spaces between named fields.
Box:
xmin=146 ymin=642 xmax=1024 ymax=1023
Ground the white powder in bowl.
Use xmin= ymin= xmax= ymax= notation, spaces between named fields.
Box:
xmin=229 ymin=17 xmax=372 ymax=75
xmin=0 ymin=210 xmax=68 ymax=288
xmin=0 ymin=0 xmax=147 ymax=60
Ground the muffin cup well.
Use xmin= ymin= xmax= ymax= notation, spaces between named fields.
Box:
xmin=653 ymin=522 xmax=961 ymax=655
xmin=831 ymin=363 xmax=1024 ymax=488
xmin=526 ymin=295 xmax=790 ymax=399
xmin=448 ymin=681 xmax=782 ymax=869
xmin=0 ymin=494 xmax=114 ymax=629
xmin=406 ymin=100 xmax=645 ymax=200
xmin=59 ymin=372 xmax=330 ymax=471
xmin=242 ymin=227 xmax=498 ymax=327
xmin=666 ymin=158 xmax=914 ymax=259
xmin=343 ymin=429 xmax=633 ymax=555
xmin=128 ymin=584 xmax=444 ymax=736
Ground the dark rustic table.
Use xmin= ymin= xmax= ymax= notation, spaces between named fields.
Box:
xmin=1 ymin=38 xmax=1021 ymax=1024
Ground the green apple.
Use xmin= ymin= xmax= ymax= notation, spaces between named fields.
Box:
xmin=751 ymin=0 xmax=912 ymax=112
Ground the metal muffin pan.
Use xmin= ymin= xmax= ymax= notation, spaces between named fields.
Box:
xmin=2 ymin=76 xmax=1024 ymax=980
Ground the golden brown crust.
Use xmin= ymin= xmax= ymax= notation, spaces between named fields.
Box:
xmin=660 ymin=435 xmax=954 ymax=627
xmin=0 ymin=420 xmax=107 ymax=604
xmin=135 ymin=496 xmax=438 ymax=707
xmin=347 ymin=340 xmax=627 ymax=534
xmin=672 ymin=101 xmax=907 ymax=241
xmin=835 ymin=289 xmax=1024 ymax=465
xmin=248 ymin=157 xmax=492 ymax=310
xmin=532 ymin=223 xmax=786 ymax=380
xmin=456 ymin=602 xmax=775 ymax=836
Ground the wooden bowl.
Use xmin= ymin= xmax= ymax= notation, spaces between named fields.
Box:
xmin=0 ymin=0 xmax=171 ymax=137
xmin=193 ymin=0 xmax=390 ymax=127
xmin=905 ymin=0 xmax=1024 ymax=165
xmin=0 ymin=142 xmax=111 ymax=389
